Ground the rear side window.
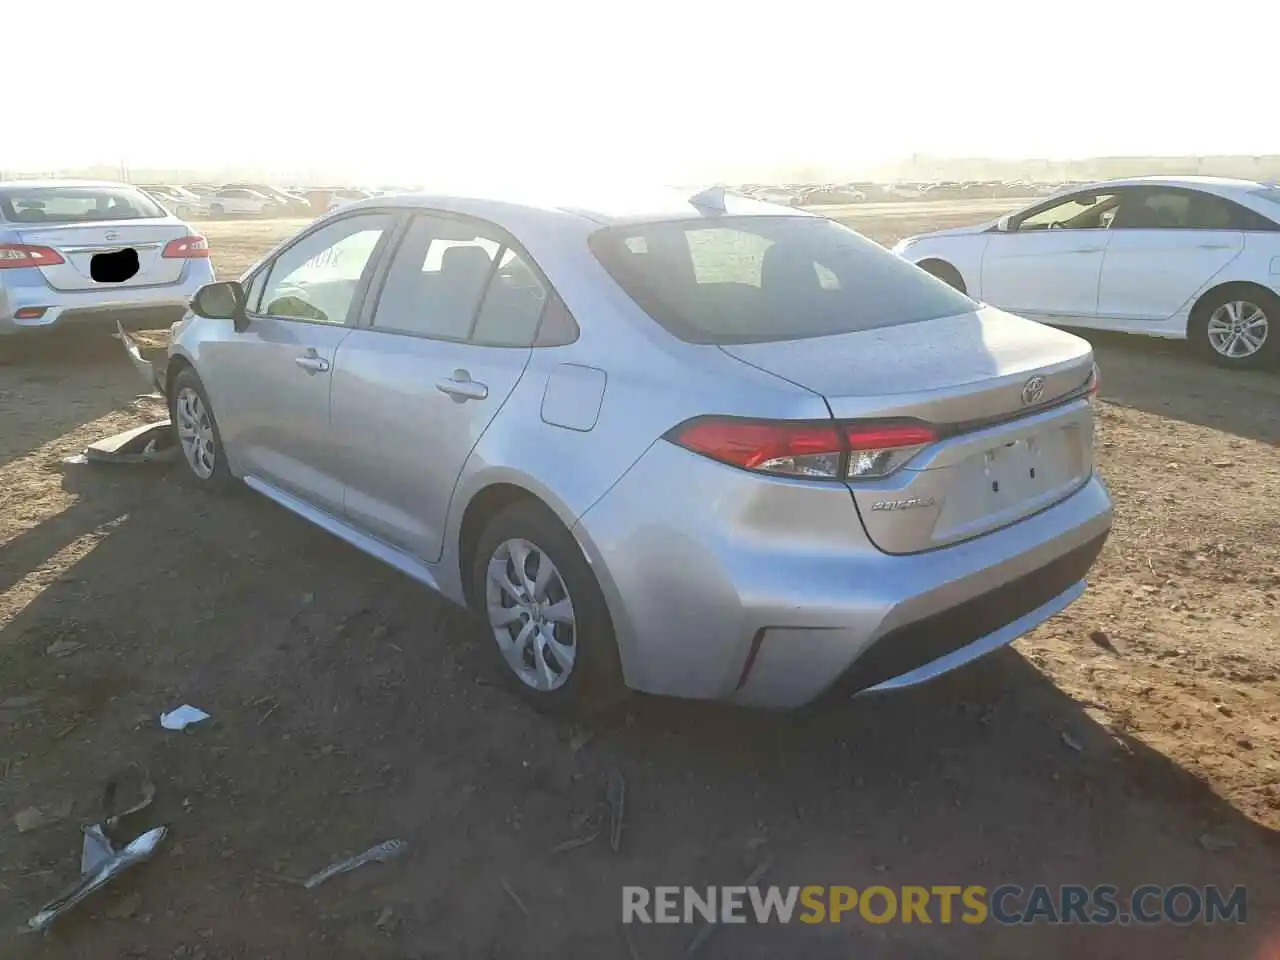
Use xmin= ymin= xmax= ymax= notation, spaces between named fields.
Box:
xmin=589 ymin=216 xmax=976 ymax=344
xmin=0 ymin=186 xmax=167 ymax=223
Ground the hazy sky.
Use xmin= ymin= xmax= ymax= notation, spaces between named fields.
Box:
xmin=6 ymin=0 xmax=1273 ymax=185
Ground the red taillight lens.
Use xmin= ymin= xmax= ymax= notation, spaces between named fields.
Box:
xmin=668 ymin=417 xmax=936 ymax=480
xmin=0 ymin=243 xmax=65 ymax=269
xmin=162 ymin=235 xmax=210 ymax=259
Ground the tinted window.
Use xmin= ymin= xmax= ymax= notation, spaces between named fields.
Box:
xmin=372 ymin=215 xmax=500 ymax=340
xmin=589 ymin=216 xmax=976 ymax=344
xmin=471 ymin=248 xmax=549 ymax=346
xmin=0 ymin=186 xmax=166 ymax=223
xmin=257 ymin=214 xmax=392 ymax=324
xmin=1110 ymin=189 xmax=1242 ymax=230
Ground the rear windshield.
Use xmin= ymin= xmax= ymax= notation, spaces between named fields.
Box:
xmin=0 ymin=186 xmax=167 ymax=224
xmin=589 ymin=215 xmax=976 ymax=344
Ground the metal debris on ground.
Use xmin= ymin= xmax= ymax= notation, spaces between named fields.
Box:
xmin=549 ymin=832 xmax=598 ymax=854
xmin=1060 ymin=730 xmax=1084 ymax=752
xmin=46 ymin=639 xmax=85 ymax=658
xmin=303 ymin=839 xmax=407 ymax=890
xmin=160 ymin=705 xmax=211 ymax=731
xmin=501 ymin=878 xmax=530 ymax=917
xmin=607 ymin=770 xmax=627 ymax=854
xmin=26 ymin=826 xmax=167 ymax=933
xmin=684 ymin=856 xmax=774 ymax=957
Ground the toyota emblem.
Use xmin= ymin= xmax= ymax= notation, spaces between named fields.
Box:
xmin=104 ymin=231 xmax=119 ymax=242
xmin=1020 ymin=375 xmax=1047 ymax=406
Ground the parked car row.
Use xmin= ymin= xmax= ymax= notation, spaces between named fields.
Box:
xmin=138 ymin=183 xmax=384 ymax=219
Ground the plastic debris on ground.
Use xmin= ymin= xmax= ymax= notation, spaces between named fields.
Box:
xmin=303 ymin=839 xmax=407 ymax=890
xmin=160 ymin=705 xmax=211 ymax=731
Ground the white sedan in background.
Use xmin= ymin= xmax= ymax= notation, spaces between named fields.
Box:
xmin=893 ymin=176 xmax=1280 ymax=369
xmin=207 ymin=187 xmax=280 ymax=218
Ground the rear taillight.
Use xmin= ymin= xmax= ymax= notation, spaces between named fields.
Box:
xmin=668 ymin=417 xmax=936 ymax=481
xmin=162 ymin=235 xmax=210 ymax=259
xmin=0 ymin=243 xmax=65 ymax=269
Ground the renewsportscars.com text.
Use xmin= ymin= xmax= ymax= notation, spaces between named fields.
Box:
xmin=622 ymin=884 xmax=1247 ymax=926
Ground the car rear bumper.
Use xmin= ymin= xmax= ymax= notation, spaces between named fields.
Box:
xmin=0 ymin=260 xmax=214 ymax=335
xmin=574 ymin=440 xmax=1113 ymax=708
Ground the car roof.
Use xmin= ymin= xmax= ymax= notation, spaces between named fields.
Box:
xmin=342 ymin=185 xmax=817 ymax=227
xmin=1053 ymin=175 xmax=1273 ymax=202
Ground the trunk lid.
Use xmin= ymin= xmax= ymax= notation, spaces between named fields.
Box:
xmin=16 ymin=219 xmax=190 ymax=291
xmin=720 ymin=306 xmax=1096 ymax=554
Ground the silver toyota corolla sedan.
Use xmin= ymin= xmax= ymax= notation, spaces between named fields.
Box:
xmin=0 ymin=180 xmax=215 ymax=336
xmin=138 ymin=187 xmax=1112 ymax=716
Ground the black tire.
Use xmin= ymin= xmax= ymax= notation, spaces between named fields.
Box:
xmin=168 ymin=367 xmax=235 ymax=492
xmin=918 ymin=259 xmax=966 ymax=294
xmin=469 ymin=500 xmax=625 ymax=718
xmin=1188 ymin=286 xmax=1280 ymax=370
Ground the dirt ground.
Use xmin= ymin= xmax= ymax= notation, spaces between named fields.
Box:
xmin=1 ymin=204 xmax=1277 ymax=959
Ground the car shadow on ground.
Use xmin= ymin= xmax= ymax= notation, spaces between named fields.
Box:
xmin=1087 ymin=333 xmax=1279 ymax=446
xmin=0 ymin=461 xmax=1275 ymax=959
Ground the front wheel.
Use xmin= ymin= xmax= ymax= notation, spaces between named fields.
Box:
xmin=169 ymin=368 xmax=235 ymax=491
xmin=470 ymin=501 xmax=624 ymax=718
xmin=1190 ymin=289 xmax=1279 ymax=370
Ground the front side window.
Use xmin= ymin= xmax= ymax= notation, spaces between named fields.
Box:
xmin=589 ymin=215 xmax=977 ymax=344
xmin=257 ymin=214 xmax=393 ymax=324
xmin=1014 ymin=193 xmax=1119 ymax=231
xmin=0 ymin=186 xmax=166 ymax=223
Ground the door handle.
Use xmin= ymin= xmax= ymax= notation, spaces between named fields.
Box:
xmin=294 ymin=352 xmax=330 ymax=374
xmin=1196 ymin=243 xmax=1233 ymax=250
xmin=436 ymin=370 xmax=488 ymax=402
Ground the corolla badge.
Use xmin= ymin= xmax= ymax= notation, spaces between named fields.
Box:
xmin=871 ymin=496 xmax=937 ymax=512
xmin=1020 ymin=375 xmax=1046 ymax=406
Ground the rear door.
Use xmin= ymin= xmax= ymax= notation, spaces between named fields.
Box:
xmin=1 ymin=184 xmax=188 ymax=290
xmin=980 ymin=190 xmax=1118 ymax=320
xmin=330 ymin=211 xmax=544 ymax=562
xmin=199 ymin=211 xmax=398 ymax=515
xmin=1096 ymin=187 xmax=1245 ymax=323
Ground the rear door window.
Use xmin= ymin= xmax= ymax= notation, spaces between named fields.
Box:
xmin=589 ymin=215 xmax=977 ymax=344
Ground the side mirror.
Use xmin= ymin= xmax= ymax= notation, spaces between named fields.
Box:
xmin=191 ymin=280 xmax=249 ymax=332
xmin=995 ymin=214 xmax=1014 ymax=233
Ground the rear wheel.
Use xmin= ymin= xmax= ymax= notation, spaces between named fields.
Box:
xmin=918 ymin=259 xmax=966 ymax=294
xmin=1189 ymin=287 xmax=1279 ymax=370
xmin=470 ymin=501 xmax=624 ymax=718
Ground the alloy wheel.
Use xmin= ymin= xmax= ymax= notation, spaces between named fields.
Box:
xmin=1206 ymin=300 xmax=1269 ymax=360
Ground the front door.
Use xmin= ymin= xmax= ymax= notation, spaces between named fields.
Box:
xmin=203 ymin=211 xmax=398 ymax=515
xmin=331 ymin=212 xmax=549 ymax=561
xmin=980 ymin=190 xmax=1119 ymax=321
xmin=1096 ymin=187 xmax=1245 ymax=324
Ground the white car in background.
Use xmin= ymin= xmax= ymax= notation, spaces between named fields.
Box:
xmin=327 ymin=188 xmax=376 ymax=213
xmin=893 ymin=176 xmax=1280 ymax=369
xmin=207 ymin=187 xmax=280 ymax=218
xmin=140 ymin=185 xmax=213 ymax=219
